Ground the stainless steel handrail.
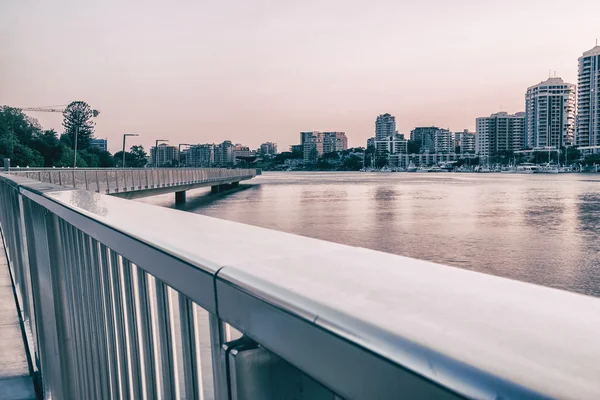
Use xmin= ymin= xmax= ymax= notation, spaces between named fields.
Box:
xmin=1 ymin=172 xmax=600 ymax=399
xmin=7 ymin=168 xmax=256 ymax=195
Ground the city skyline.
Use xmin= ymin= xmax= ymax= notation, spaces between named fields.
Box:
xmin=1 ymin=1 xmax=599 ymax=153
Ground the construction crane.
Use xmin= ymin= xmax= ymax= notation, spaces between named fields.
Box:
xmin=19 ymin=105 xmax=100 ymax=117
xmin=18 ymin=104 xmax=101 ymax=167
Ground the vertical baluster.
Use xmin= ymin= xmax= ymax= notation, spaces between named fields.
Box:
xmin=109 ymin=251 xmax=131 ymax=398
xmin=155 ymin=280 xmax=176 ymax=399
xmin=98 ymin=244 xmax=121 ymax=399
xmin=76 ymin=231 xmax=102 ymax=399
xmin=179 ymin=295 xmax=201 ymax=399
xmin=84 ymin=171 xmax=89 ymax=190
xmin=88 ymin=238 xmax=111 ymax=398
xmin=209 ymin=313 xmax=229 ymax=400
xmin=136 ymin=268 xmax=158 ymax=399
xmin=105 ymin=171 xmax=111 ymax=194
xmin=145 ymin=169 xmax=149 ymax=189
xmin=66 ymin=226 xmax=94 ymax=398
xmin=121 ymin=259 xmax=143 ymax=398
xmin=96 ymin=170 xmax=101 ymax=193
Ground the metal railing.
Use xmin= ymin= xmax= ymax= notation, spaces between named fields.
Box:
xmin=6 ymin=168 xmax=256 ymax=194
xmin=1 ymin=172 xmax=600 ymax=399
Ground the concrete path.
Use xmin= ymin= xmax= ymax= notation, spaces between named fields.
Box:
xmin=0 ymin=241 xmax=36 ymax=400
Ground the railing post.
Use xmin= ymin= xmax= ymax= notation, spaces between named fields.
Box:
xmin=105 ymin=171 xmax=110 ymax=194
xmin=145 ymin=170 xmax=149 ymax=189
xmin=21 ymin=199 xmax=70 ymax=398
xmin=96 ymin=171 xmax=100 ymax=193
xmin=45 ymin=213 xmax=78 ymax=398
xmin=84 ymin=171 xmax=89 ymax=191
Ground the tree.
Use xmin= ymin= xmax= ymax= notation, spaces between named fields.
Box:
xmin=130 ymin=145 xmax=148 ymax=167
xmin=0 ymin=106 xmax=46 ymax=166
xmin=62 ymin=101 xmax=96 ymax=151
xmin=375 ymin=150 xmax=389 ymax=168
xmin=114 ymin=145 xmax=148 ymax=168
xmin=407 ymin=140 xmax=421 ymax=154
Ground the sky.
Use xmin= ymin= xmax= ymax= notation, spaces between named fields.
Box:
xmin=1 ymin=0 xmax=599 ymax=153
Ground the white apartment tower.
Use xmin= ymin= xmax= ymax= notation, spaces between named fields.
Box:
xmin=577 ymin=45 xmax=600 ymax=148
xmin=375 ymin=113 xmax=396 ymax=140
xmin=525 ymin=77 xmax=576 ymax=149
xmin=476 ymin=112 xmax=525 ymax=158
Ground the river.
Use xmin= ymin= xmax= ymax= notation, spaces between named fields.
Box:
xmin=141 ymin=172 xmax=600 ymax=297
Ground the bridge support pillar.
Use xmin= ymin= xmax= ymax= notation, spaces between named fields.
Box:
xmin=231 ymin=181 xmax=239 ymax=188
xmin=211 ymin=185 xmax=220 ymax=193
xmin=175 ymin=190 xmax=186 ymax=204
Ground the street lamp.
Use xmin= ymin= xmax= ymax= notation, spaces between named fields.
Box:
xmin=122 ymin=133 xmax=139 ymax=168
xmin=155 ymin=139 xmax=169 ymax=167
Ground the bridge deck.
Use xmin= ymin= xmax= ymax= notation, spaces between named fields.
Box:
xmin=0 ymin=236 xmax=36 ymax=400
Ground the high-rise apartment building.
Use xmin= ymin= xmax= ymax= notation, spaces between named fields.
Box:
xmin=525 ymin=77 xmax=576 ymax=148
xmin=301 ymin=131 xmax=324 ymax=162
xmin=214 ymin=140 xmax=235 ymax=165
xmin=410 ymin=127 xmax=439 ymax=153
xmin=151 ymin=144 xmax=178 ymax=167
xmin=367 ymin=137 xmax=375 ymax=149
xmin=476 ymin=112 xmax=525 ymax=158
xmin=375 ymin=114 xmax=396 ymax=141
xmin=577 ymin=45 xmax=600 ymax=148
xmin=433 ymin=129 xmax=454 ymax=153
xmin=454 ymin=130 xmax=476 ymax=153
xmin=259 ymin=142 xmax=278 ymax=156
xmin=323 ymin=132 xmax=348 ymax=153
xmin=186 ymin=144 xmax=215 ymax=167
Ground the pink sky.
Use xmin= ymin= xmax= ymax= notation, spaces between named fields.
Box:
xmin=1 ymin=0 xmax=598 ymax=153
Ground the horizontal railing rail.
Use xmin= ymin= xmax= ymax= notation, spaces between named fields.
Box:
xmin=6 ymin=168 xmax=256 ymax=195
xmin=0 ymin=172 xmax=600 ymax=399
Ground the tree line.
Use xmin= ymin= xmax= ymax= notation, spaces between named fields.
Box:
xmin=0 ymin=102 xmax=147 ymax=168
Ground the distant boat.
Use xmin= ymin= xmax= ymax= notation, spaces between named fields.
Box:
xmin=417 ymin=166 xmax=430 ymax=172
xmin=516 ymin=164 xmax=540 ymax=174
xmin=379 ymin=166 xmax=392 ymax=173
xmin=539 ymin=164 xmax=559 ymax=174
xmin=406 ymin=162 xmax=418 ymax=172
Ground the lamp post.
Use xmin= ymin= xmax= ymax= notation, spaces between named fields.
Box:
xmin=122 ymin=133 xmax=139 ymax=168
xmin=154 ymin=139 xmax=169 ymax=167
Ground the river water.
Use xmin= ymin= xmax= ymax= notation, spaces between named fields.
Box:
xmin=141 ymin=172 xmax=600 ymax=297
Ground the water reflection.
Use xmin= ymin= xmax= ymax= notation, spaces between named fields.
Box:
xmin=140 ymin=172 xmax=600 ymax=297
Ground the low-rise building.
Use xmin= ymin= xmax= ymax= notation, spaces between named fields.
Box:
xmin=89 ymin=138 xmax=108 ymax=152
xmin=454 ymin=130 xmax=476 ymax=153
xmin=323 ymin=132 xmax=348 ymax=153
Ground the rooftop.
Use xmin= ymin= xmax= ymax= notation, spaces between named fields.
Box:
xmin=582 ymin=45 xmax=600 ymax=58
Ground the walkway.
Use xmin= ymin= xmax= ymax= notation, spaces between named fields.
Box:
xmin=0 ymin=235 xmax=36 ymax=400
